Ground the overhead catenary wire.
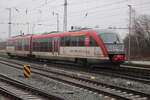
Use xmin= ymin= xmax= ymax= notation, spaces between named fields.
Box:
xmin=1 ymin=0 xmax=150 ymax=21
xmin=10 ymin=0 xmax=122 ymax=20
xmin=68 ymin=0 xmax=150 ymax=17
xmin=13 ymin=0 xmax=126 ymax=22
xmin=70 ymin=0 xmax=128 ymax=13
xmin=1 ymin=0 xmax=128 ymax=22
xmin=0 ymin=22 xmax=56 ymax=26
xmin=0 ymin=0 xmax=61 ymax=22
xmin=2 ymin=0 xmax=150 ymax=23
xmin=0 ymin=0 xmax=150 ymax=35
xmin=67 ymin=0 xmax=150 ymax=24
xmin=40 ymin=0 xmax=130 ymax=21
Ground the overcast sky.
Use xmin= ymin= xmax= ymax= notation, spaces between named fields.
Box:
xmin=0 ymin=0 xmax=150 ymax=40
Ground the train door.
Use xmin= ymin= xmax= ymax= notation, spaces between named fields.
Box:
xmin=52 ymin=38 xmax=59 ymax=56
xmin=85 ymin=36 xmax=90 ymax=57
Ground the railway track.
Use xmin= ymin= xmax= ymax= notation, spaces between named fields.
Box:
xmin=0 ymin=73 xmax=64 ymax=100
xmin=42 ymin=60 xmax=150 ymax=85
xmin=123 ymin=63 xmax=150 ymax=70
xmin=0 ymin=58 xmax=150 ymax=100
xmin=0 ymin=87 xmax=23 ymax=100
xmin=2 ymin=55 xmax=150 ymax=85
xmin=26 ymin=56 xmax=150 ymax=84
xmin=91 ymin=66 xmax=150 ymax=85
xmin=28 ymin=58 xmax=150 ymax=85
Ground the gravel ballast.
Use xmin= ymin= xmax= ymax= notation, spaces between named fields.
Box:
xmin=0 ymin=63 xmax=107 ymax=100
xmin=1 ymin=55 xmax=150 ymax=99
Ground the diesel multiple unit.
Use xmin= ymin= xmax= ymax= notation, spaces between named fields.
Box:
xmin=6 ymin=28 xmax=125 ymax=65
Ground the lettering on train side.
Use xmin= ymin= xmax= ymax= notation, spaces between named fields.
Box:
xmin=70 ymin=49 xmax=90 ymax=53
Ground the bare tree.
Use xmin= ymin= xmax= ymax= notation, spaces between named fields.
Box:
xmin=124 ymin=14 xmax=150 ymax=60
xmin=133 ymin=15 xmax=150 ymax=46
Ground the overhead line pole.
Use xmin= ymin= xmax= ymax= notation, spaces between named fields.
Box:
xmin=56 ymin=13 xmax=59 ymax=31
xmin=27 ymin=22 xmax=30 ymax=34
xmin=53 ymin=12 xmax=59 ymax=31
xmin=63 ymin=0 xmax=67 ymax=31
xmin=7 ymin=8 xmax=12 ymax=37
xmin=128 ymin=5 xmax=132 ymax=62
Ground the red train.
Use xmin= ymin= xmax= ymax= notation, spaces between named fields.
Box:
xmin=6 ymin=28 xmax=125 ymax=65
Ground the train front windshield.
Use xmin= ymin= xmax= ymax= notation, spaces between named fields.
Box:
xmin=92 ymin=29 xmax=123 ymax=44
xmin=92 ymin=29 xmax=124 ymax=54
xmin=100 ymin=33 xmax=123 ymax=44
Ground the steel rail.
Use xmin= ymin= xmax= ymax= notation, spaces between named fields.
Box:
xmin=0 ymin=73 xmax=64 ymax=100
xmin=0 ymin=87 xmax=23 ymax=100
xmin=1 ymin=56 xmax=150 ymax=84
xmin=0 ymin=60 xmax=150 ymax=100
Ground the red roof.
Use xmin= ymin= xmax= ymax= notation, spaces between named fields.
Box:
xmin=8 ymin=35 xmax=31 ymax=40
xmin=32 ymin=30 xmax=90 ymax=39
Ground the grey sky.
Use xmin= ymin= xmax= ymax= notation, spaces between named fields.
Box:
xmin=0 ymin=0 xmax=150 ymax=40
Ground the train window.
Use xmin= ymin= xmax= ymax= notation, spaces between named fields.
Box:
xmin=48 ymin=38 xmax=52 ymax=52
xmin=23 ymin=39 xmax=29 ymax=51
xmin=90 ymin=37 xmax=98 ymax=46
xmin=22 ymin=40 xmax=24 ymax=51
xmin=54 ymin=38 xmax=58 ymax=52
xmin=78 ymin=36 xmax=85 ymax=46
xmin=16 ymin=40 xmax=19 ymax=50
xmin=25 ymin=39 xmax=29 ymax=51
xmin=70 ymin=36 xmax=77 ymax=46
xmin=13 ymin=40 xmax=16 ymax=50
xmin=15 ymin=40 xmax=18 ymax=50
xmin=39 ymin=39 xmax=43 ymax=52
xmin=37 ymin=39 xmax=41 ymax=51
xmin=66 ymin=37 xmax=71 ymax=46
xmin=9 ymin=40 xmax=14 ymax=46
xmin=33 ymin=39 xmax=38 ymax=52
xmin=36 ymin=39 xmax=39 ymax=52
xmin=7 ymin=40 xmax=11 ymax=46
xmin=14 ymin=41 xmax=16 ymax=50
xmin=18 ymin=40 xmax=22 ymax=50
xmin=0 ymin=42 xmax=6 ymax=49
xmin=33 ymin=39 xmax=37 ymax=51
xmin=45 ymin=38 xmax=49 ymax=52
xmin=39 ymin=39 xmax=44 ymax=51
xmin=60 ymin=36 xmax=85 ymax=47
xmin=99 ymin=33 xmax=121 ymax=43
xmin=61 ymin=36 xmax=69 ymax=46
xmin=33 ymin=38 xmax=51 ymax=52
xmin=32 ymin=39 xmax=35 ymax=51
xmin=61 ymin=37 xmax=65 ymax=46
xmin=13 ymin=39 xmax=29 ymax=51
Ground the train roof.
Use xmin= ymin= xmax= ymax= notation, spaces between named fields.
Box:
xmin=31 ymin=28 xmax=118 ymax=39
xmin=8 ymin=28 xmax=117 ymax=40
xmin=8 ymin=34 xmax=32 ymax=40
xmin=68 ymin=28 xmax=117 ymax=35
xmin=91 ymin=29 xmax=117 ymax=35
xmin=40 ymin=28 xmax=116 ymax=35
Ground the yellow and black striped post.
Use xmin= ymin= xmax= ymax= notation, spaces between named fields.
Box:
xmin=23 ymin=65 xmax=31 ymax=78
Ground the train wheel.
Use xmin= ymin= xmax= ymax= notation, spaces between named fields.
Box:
xmin=75 ymin=58 xmax=78 ymax=63
xmin=76 ymin=58 xmax=90 ymax=67
xmin=7 ymin=53 xmax=13 ymax=58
